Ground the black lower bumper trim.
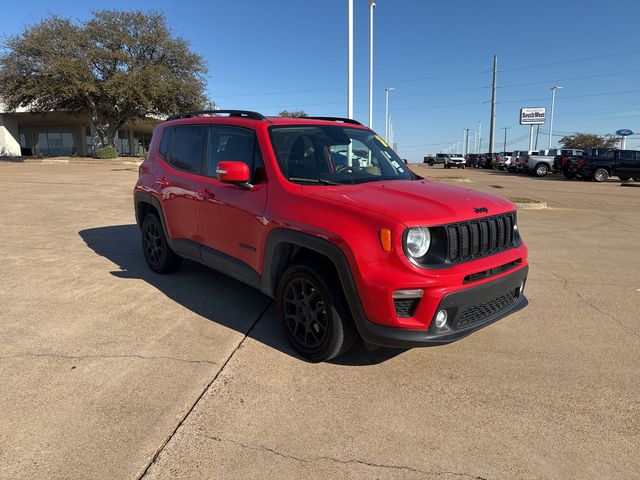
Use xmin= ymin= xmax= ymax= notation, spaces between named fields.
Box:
xmin=357 ymin=265 xmax=528 ymax=348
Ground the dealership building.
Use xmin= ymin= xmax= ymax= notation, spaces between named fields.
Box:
xmin=0 ymin=106 xmax=160 ymax=157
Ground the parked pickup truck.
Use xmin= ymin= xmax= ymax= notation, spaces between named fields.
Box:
xmin=498 ymin=152 xmax=512 ymax=171
xmin=512 ymin=150 xmax=538 ymax=173
xmin=551 ymin=149 xmax=583 ymax=178
xmin=518 ymin=149 xmax=558 ymax=177
xmin=574 ymin=148 xmax=640 ymax=182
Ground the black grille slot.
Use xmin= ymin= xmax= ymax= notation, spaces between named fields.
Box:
xmin=480 ymin=222 xmax=489 ymax=251
xmin=489 ymin=219 xmax=497 ymax=249
xmin=460 ymin=224 xmax=470 ymax=258
xmin=445 ymin=212 xmax=516 ymax=264
xmin=470 ymin=223 xmax=480 ymax=256
xmin=497 ymin=216 xmax=505 ymax=247
xmin=448 ymin=226 xmax=459 ymax=260
xmin=455 ymin=288 xmax=519 ymax=328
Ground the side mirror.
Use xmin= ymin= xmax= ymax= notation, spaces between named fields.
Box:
xmin=216 ymin=161 xmax=252 ymax=188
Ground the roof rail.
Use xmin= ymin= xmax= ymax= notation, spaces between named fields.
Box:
xmin=166 ymin=110 xmax=268 ymax=121
xmin=304 ymin=116 xmax=363 ymax=126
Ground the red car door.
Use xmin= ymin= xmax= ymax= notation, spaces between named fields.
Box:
xmin=195 ymin=125 xmax=268 ymax=276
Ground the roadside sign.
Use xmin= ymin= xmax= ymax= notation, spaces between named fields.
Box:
xmin=520 ymin=107 xmax=546 ymax=125
xmin=616 ymin=129 xmax=634 ymax=136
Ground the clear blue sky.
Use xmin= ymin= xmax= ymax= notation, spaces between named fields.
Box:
xmin=3 ymin=0 xmax=640 ymax=160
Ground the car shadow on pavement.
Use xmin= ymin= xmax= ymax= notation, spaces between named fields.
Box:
xmin=79 ymin=224 xmax=405 ymax=366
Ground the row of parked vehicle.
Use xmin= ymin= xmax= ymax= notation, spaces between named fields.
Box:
xmin=424 ymin=148 xmax=640 ymax=182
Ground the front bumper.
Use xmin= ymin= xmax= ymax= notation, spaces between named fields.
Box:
xmin=356 ymin=265 xmax=528 ymax=348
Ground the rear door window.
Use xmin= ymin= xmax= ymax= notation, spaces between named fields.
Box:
xmin=167 ymin=126 xmax=206 ymax=173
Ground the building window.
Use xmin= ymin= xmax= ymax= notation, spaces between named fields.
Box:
xmin=19 ymin=125 xmax=77 ymax=156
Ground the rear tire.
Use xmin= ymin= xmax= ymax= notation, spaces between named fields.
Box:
xmin=141 ymin=213 xmax=182 ymax=274
xmin=276 ymin=262 xmax=357 ymax=362
xmin=428 ymin=160 xmax=434 ymax=166
xmin=593 ymin=168 xmax=609 ymax=182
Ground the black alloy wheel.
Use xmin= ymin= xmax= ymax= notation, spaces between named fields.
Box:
xmin=282 ymin=277 xmax=329 ymax=351
xmin=141 ymin=213 xmax=182 ymax=274
xmin=143 ymin=220 xmax=162 ymax=268
xmin=276 ymin=263 xmax=357 ymax=362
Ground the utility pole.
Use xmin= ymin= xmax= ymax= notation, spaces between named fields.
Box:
xmin=368 ymin=0 xmax=375 ymax=128
xmin=478 ymin=121 xmax=482 ymax=153
xmin=489 ymin=55 xmax=497 ymax=154
xmin=501 ymin=127 xmax=509 ymax=153
xmin=347 ymin=0 xmax=353 ymax=119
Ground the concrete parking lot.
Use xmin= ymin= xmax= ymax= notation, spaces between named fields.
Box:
xmin=1 ymin=161 xmax=638 ymax=479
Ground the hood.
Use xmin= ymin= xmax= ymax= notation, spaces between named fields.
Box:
xmin=301 ymin=179 xmax=515 ymax=226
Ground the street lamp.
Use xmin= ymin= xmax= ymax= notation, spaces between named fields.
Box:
xmin=347 ymin=0 xmax=354 ymax=119
xmin=548 ymin=85 xmax=563 ymax=149
xmin=368 ymin=1 xmax=375 ymax=128
xmin=384 ymin=87 xmax=396 ymax=142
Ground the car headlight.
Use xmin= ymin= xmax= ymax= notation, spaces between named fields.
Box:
xmin=405 ymin=227 xmax=431 ymax=258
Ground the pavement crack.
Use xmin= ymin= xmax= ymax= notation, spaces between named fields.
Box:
xmin=0 ymin=352 xmax=218 ymax=365
xmin=137 ymin=300 xmax=274 ymax=480
xmin=534 ymin=264 xmax=640 ymax=339
xmin=191 ymin=432 xmax=487 ymax=479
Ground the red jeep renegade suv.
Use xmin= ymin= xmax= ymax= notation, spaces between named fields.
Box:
xmin=134 ymin=110 xmax=528 ymax=361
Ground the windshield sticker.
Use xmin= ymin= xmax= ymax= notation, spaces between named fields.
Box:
xmin=375 ymin=135 xmax=389 ymax=148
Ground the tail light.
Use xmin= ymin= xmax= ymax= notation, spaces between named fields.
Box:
xmin=524 ymin=156 xmax=529 ymax=164
xmin=561 ymin=156 xmax=569 ymax=167
xmin=578 ymin=158 xmax=585 ymax=167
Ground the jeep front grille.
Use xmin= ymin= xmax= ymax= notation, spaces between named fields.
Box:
xmin=446 ymin=212 xmax=515 ymax=262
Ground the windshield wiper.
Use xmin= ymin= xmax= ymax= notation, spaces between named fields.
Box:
xmin=288 ymin=176 xmax=343 ymax=185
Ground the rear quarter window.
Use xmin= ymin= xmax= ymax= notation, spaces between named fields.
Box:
xmin=159 ymin=128 xmax=172 ymax=159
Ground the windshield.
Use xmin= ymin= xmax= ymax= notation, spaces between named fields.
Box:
xmin=269 ymin=125 xmax=412 ymax=185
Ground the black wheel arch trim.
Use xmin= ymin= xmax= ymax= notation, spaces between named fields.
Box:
xmin=262 ymin=228 xmax=370 ymax=330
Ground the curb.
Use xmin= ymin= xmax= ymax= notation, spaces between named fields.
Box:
xmin=1 ymin=158 xmax=142 ymax=166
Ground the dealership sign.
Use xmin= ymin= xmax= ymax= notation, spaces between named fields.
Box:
xmin=616 ymin=129 xmax=634 ymax=136
xmin=520 ymin=107 xmax=546 ymax=125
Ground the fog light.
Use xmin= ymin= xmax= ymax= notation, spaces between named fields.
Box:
xmin=435 ymin=309 xmax=448 ymax=328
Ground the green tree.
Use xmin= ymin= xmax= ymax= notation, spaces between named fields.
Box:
xmin=279 ymin=110 xmax=308 ymax=117
xmin=559 ymin=133 xmax=620 ymax=150
xmin=0 ymin=10 xmax=207 ymax=148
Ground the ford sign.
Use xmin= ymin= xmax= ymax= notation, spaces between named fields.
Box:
xmin=616 ymin=129 xmax=634 ymax=136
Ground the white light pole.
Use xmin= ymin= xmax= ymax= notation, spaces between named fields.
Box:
xmin=548 ymin=85 xmax=563 ymax=150
xmin=347 ymin=0 xmax=354 ymax=119
xmin=384 ymin=87 xmax=395 ymax=142
xmin=368 ymin=0 xmax=375 ymax=128
xmin=477 ymin=121 xmax=482 ymax=153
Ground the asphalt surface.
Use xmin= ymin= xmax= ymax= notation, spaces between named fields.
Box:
xmin=0 ymin=162 xmax=638 ymax=479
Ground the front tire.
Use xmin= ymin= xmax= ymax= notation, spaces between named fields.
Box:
xmin=593 ymin=168 xmax=609 ymax=182
xmin=535 ymin=164 xmax=549 ymax=177
xmin=141 ymin=213 xmax=183 ymax=274
xmin=276 ymin=263 xmax=357 ymax=362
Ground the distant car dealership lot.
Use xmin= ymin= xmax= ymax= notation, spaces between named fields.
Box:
xmin=1 ymin=161 xmax=639 ymax=480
